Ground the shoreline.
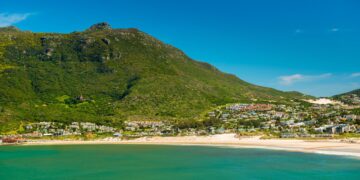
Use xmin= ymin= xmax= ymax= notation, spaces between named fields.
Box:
xmin=4 ymin=134 xmax=360 ymax=158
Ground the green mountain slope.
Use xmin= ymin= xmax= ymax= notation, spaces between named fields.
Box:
xmin=0 ymin=23 xmax=308 ymax=131
xmin=335 ymin=89 xmax=360 ymax=97
xmin=333 ymin=89 xmax=360 ymax=105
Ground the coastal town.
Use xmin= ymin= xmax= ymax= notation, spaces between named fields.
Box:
xmin=1 ymin=97 xmax=360 ymax=144
xmin=210 ymin=101 xmax=360 ymax=138
xmin=336 ymin=93 xmax=360 ymax=105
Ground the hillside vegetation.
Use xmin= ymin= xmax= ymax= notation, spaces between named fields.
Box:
xmin=333 ymin=89 xmax=360 ymax=105
xmin=0 ymin=23 xmax=308 ymax=132
xmin=334 ymin=89 xmax=360 ymax=97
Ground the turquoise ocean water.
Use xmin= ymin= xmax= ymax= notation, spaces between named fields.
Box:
xmin=0 ymin=145 xmax=359 ymax=179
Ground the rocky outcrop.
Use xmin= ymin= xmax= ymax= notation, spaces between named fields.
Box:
xmin=0 ymin=26 xmax=20 ymax=32
xmin=45 ymin=48 xmax=54 ymax=57
xmin=102 ymin=38 xmax=111 ymax=45
xmin=87 ymin=22 xmax=112 ymax=31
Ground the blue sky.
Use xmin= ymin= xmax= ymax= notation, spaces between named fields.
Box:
xmin=0 ymin=0 xmax=359 ymax=97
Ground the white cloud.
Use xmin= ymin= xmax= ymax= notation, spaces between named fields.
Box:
xmin=278 ymin=73 xmax=332 ymax=85
xmin=350 ymin=72 xmax=360 ymax=78
xmin=278 ymin=74 xmax=304 ymax=85
xmin=330 ymin=28 xmax=339 ymax=32
xmin=0 ymin=13 xmax=32 ymax=27
xmin=294 ymin=29 xmax=304 ymax=34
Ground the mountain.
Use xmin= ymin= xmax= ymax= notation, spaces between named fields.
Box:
xmin=333 ymin=89 xmax=360 ymax=105
xmin=333 ymin=89 xmax=360 ymax=99
xmin=0 ymin=23 xmax=308 ymax=132
xmin=336 ymin=89 xmax=360 ymax=96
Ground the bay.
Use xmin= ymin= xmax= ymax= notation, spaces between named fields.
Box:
xmin=1 ymin=145 xmax=360 ymax=179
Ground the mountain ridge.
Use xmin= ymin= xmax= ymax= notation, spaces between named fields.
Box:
xmin=334 ymin=89 xmax=360 ymax=97
xmin=0 ymin=23 xmax=309 ymax=132
xmin=333 ymin=89 xmax=360 ymax=105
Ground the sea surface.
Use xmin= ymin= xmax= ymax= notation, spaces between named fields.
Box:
xmin=0 ymin=145 xmax=360 ymax=179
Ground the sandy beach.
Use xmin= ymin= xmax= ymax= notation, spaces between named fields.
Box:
xmin=15 ymin=134 xmax=360 ymax=158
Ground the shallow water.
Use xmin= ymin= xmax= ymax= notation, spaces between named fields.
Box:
xmin=0 ymin=145 xmax=359 ymax=179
